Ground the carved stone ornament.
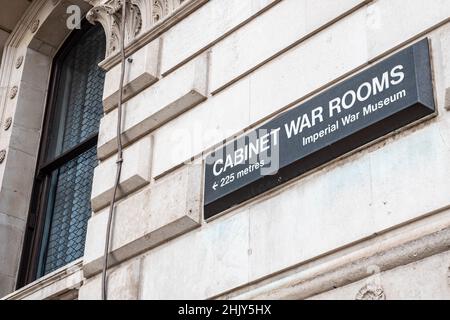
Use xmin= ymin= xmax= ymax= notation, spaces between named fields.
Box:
xmin=30 ymin=19 xmax=40 ymax=33
xmin=86 ymin=0 xmax=186 ymax=59
xmin=153 ymin=0 xmax=185 ymax=23
xmin=355 ymin=283 xmax=386 ymax=300
xmin=0 ymin=150 xmax=6 ymax=164
xmin=9 ymin=86 xmax=18 ymax=99
xmin=4 ymin=117 xmax=12 ymax=131
xmin=86 ymin=0 xmax=143 ymax=57
xmin=152 ymin=0 xmax=168 ymax=23
xmin=15 ymin=56 xmax=24 ymax=69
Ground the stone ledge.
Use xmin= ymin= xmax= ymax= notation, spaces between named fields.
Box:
xmin=2 ymin=259 xmax=84 ymax=300
xmin=218 ymin=207 xmax=450 ymax=300
xmin=84 ymin=164 xmax=203 ymax=277
xmin=91 ymin=135 xmax=152 ymax=212
xmin=310 ymin=250 xmax=450 ymax=299
xmin=79 ymin=258 xmax=141 ymax=300
xmin=103 ymin=39 xmax=160 ymax=113
xmin=97 ymin=53 xmax=208 ymax=160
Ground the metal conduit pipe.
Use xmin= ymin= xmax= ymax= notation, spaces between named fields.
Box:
xmin=101 ymin=0 xmax=127 ymax=301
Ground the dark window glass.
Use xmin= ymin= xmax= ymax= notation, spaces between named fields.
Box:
xmin=46 ymin=25 xmax=105 ymax=161
xmin=38 ymin=25 xmax=105 ymax=276
xmin=17 ymin=22 xmax=106 ymax=285
xmin=38 ymin=148 xmax=98 ymax=275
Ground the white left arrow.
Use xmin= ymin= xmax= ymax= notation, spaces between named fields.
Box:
xmin=212 ymin=182 xmax=219 ymax=191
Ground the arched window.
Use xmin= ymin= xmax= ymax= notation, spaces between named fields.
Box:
xmin=18 ymin=21 xmax=106 ymax=286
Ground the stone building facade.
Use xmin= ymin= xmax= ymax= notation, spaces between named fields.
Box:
xmin=0 ymin=0 xmax=450 ymax=300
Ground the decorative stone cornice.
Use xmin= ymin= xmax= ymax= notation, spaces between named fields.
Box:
xmin=99 ymin=0 xmax=207 ymax=71
xmin=86 ymin=0 xmax=140 ymax=57
xmin=87 ymin=0 xmax=187 ymax=59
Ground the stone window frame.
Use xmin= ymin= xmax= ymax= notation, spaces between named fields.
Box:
xmin=16 ymin=19 xmax=106 ymax=288
xmin=0 ymin=0 xmax=94 ymax=297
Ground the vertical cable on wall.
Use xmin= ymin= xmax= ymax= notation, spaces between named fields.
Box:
xmin=101 ymin=0 xmax=127 ymax=301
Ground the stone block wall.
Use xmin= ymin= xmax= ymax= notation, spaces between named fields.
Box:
xmin=1 ymin=0 xmax=450 ymax=300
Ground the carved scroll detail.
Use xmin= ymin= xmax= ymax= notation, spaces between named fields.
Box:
xmin=87 ymin=0 xmax=186 ymax=58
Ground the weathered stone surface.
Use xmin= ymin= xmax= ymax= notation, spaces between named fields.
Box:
xmin=366 ymin=0 xmax=450 ymax=58
xmin=0 ymin=274 xmax=15 ymax=299
xmin=97 ymin=53 xmax=208 ymax=160
xmin=2 ymin=259 xmax=84 ymax=300
xmin=440 ymin=25 xmax=450 ymax=110
xmin=13 ymin=81 xmax=47 ymax=131
xmin=91 ymin=135 xmax=152 ymax=212
xmin=160 ymin=0 xmax=280 ymax=75
xmin=0 ymin=214 xmax=24 ymax=278
xmin=209 ymin=0 xmax=368 ymax=93
xmin=310 ymin=251 xmax=450 ymax=300
xmin=79 ymin=259 xmax=141 ymax=300
xmin=140 ymin=208 xmax=250 ymax=299
xmin=84 ymin=164 xmax=203 ymax=277
xmin=103 ymin=39 xmax=160 ymax=113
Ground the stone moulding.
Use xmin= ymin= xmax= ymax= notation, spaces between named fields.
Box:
xmin=4 ymin=117 xmax=12 ymax=131
xmin=86 ymin=0 xmax=208 ymax=71
xmin=86 ymin=0 xmax=190 ymax=60
xmin=86 ymin=0 xmax=142 ymax=57
xmin=15 ymin=56 xmax=24 ymax=69
xmin=355 ymin=283 xmax=386 ymax=300
xmin=30 ymin=19 xmax=40 ymax=33
xmin=1 ymin=259 xmax=84 ymax=300
xmin=217 ymin=209 xmax=450 ymax=300
xmin=9 ymin=86 xmax=18 ymax=99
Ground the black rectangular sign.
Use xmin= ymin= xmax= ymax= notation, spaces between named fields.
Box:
xmin=204 ymin=39 xmax=435 ymax=219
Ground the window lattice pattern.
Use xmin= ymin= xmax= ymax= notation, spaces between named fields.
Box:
xmin=61 ymin=27 xmax=105 ymax=154
xmin=39 ymin=25 xmax=105 ymax=276
xmin=43 ymin=147 xmax=97 ymax=274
